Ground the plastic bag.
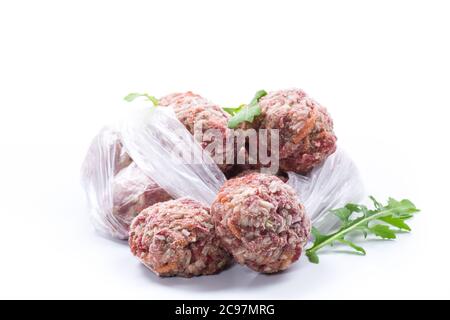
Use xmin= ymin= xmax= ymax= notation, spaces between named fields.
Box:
xmin=81 ymin=127 xmax=133 ymax=239
xmin=119 ymin=106 xmax=226 ymax=205
xmin=287 ymin=147 xmax=365 ymax=233
xmin=111 ymin=162 xmax=173 ymax=237
xmin=81 ymin=106 xmax=226 ymax=239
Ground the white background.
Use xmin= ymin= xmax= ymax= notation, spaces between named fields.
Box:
xmin=0 ymin=0 xmax=449 ymax=299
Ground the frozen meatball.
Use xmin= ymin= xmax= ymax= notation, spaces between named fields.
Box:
xmin=159 ymin=92 xmax=234 ymax=174
xmin=129 ymin=198 xmax=232 ymax=277
xmin=211 ymin=173 xmax=311 ymax=273
xmin=112 ymin=162 xmax=172 ymax=238
xmin=252 ymin=89 xmax=337 ymax=174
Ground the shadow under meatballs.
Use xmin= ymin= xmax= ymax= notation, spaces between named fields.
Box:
xmin=137 ymin=258 xmax=312 ymax=292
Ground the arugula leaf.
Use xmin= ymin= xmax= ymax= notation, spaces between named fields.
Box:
xmin=227 ymin=90 xmax=267 ymax=129
xmin=227 ymin=104 xmax=262 ymax=129
xmin=333 ymin=207 xmax=353 ymax=223
xmin=249 ymin=90 xmax=268 ymax=106
xmin=370 ymin=224 xmax=397 ymax=239
xmin=378 ymin=215 xmax=411 ymax=231
xmin=305 ymin=250 xmax=319 ymax=264
xmin=369 ymin=195 xmax=383 ymax=209
xmin=223 ymin=104 xmax=246 ymax=116
xmin=337 ymin=239 xmax=366 ymax=255
xmin=124 ymin=93 xmax=159 ymax=106
xmin=305 ymin=196 xmax=419 ymax=263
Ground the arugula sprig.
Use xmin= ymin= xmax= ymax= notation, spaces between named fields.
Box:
xmin=124 ymin=93 xmax=159 ymax=106
xmin=225 ymin=90 xmax=267 ymax=129
xmin=306 ymin=197 xmax=419 ymax=264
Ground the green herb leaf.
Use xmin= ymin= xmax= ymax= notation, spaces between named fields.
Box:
xmin=311 ymin=227 xmax=327 ymax=243
xmin=227 ymin=90 xmax=267 ymax=129
xmin=305 ymin=197 xmax=419 ymax=264
xmin=337 ymin=239 xmax=366 ymax=255
xmin=333 ymin=207 xmax=353 ymax=223
xmin=369 ymin=195 xmax=383 ymax=209
xmin=227 ymin=104 xmax=262 ymax=129
xmin=378 ymin=216 xmax=411 ymax=231
xmin=124 ymin=92 xmax=159 ymax=106
xmin=249 ymin=90 xmax=268 ymax=106
xmin=306 ymin=250 xmax=320 ymax=264
xmin=223 ymin=104 xmax=246 ymax=116
xmin=370 ymin=224 xmax=397 ymax=239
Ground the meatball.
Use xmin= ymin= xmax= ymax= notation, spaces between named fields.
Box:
xmin=252 ymin=88 xmax=337 ymax=174
xmin=211 ymin=173 xmax=311 ymax=273
xmin=112 ymin=162 xmax=172 ymax=238
xmin=159 ymin=92 xmax=234 ymax=175
xmin=129 ymin=198 xmax=232 ymax=277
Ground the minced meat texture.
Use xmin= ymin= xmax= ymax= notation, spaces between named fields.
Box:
xmin=129 ymin=198 xmax=232 ymax=277
xmin=211 ymin=173 xmax=311 ymax=273
xmin=251 ymin=88 xmax=337 ymax=174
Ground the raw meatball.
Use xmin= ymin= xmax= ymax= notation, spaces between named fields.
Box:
xmin=159 ymin=92 xmax=234 ymax=175
xmin=129 ymin=198 xmax=232 ymax=277
xmin=211 ymin=173 xmax=311 ymax=273
xmin=112 ymin=162 xmax=172 ymax=238
xmin=252 ymin=88 xmax=337 ymax=174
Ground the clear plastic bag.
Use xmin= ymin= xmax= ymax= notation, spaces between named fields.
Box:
xmin=287 ymin=147 xmax=365 ymax=233
xmin=81 ymin=127 xmax=131 ymax=239
xmin=81 ymin=106 xmax=226 ymax=239
xmin=119 ymin=106 xmax=226 ymax=206
xmin=111 ymin=162 xmax=173 ymax=238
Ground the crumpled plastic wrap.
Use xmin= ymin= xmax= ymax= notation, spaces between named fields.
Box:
xmin=111 ymin=162 xmax=172 ymax=238
xmin=81 ymin=127 xmax=131 ymax=239
xmin=81 ymin=106 xmax=226 ymax=239
xmin=119 ymin=106 xmax=226 ymax=205
xmin=287 ymin=147 xmax=365 ymax=233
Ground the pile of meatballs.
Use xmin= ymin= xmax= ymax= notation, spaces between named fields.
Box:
xmin=86 ymin=89 xmax=337 ymax=277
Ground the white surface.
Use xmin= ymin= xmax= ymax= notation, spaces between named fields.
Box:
xmin=0 ymin=0 xmax=449 ymax=299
